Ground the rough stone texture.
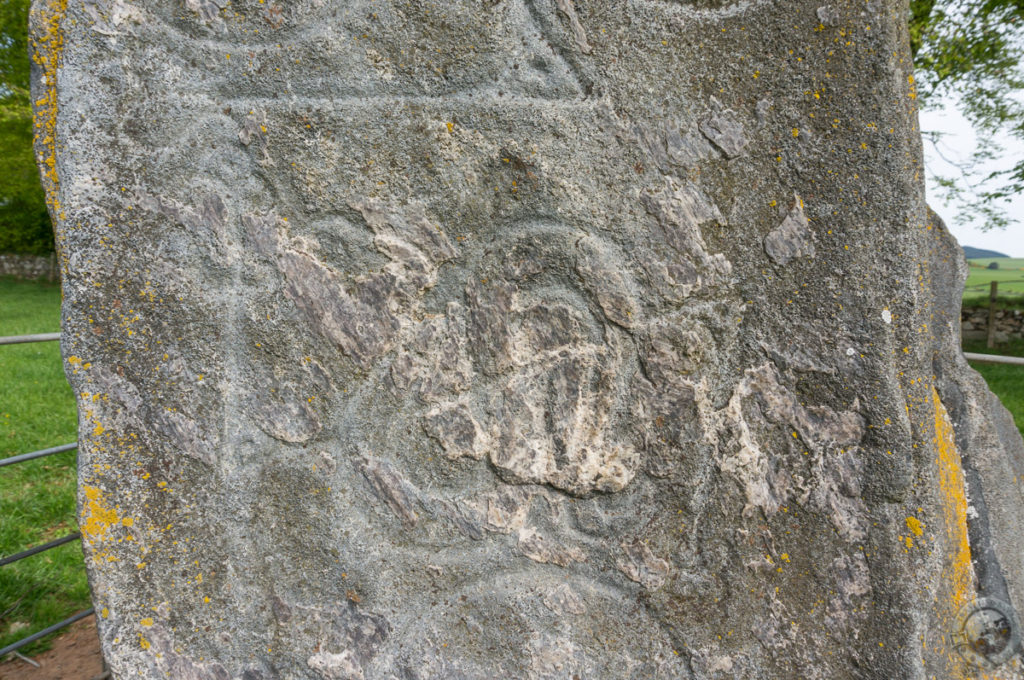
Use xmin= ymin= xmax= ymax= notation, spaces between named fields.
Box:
xmin=31 ymin=0 xmax=1024 ymax=677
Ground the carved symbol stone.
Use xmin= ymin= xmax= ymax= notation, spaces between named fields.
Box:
xmin=39 ymin=0 xmax=1024 ymax=677
xmin=464 ymin=226 xmax=643 ymax=495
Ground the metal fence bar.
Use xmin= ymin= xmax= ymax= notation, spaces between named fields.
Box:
xmin=0 ymin=329 xmax=90 ymax=662
xmin=0 ymin=532 xmax=82 ymax=568
xmin=0 ymin=608 xmax=94 ymax=659
xmin=0 ymin=442 xmax=77 ymax=469
xmin=964 ymin=352 xmax=1024 ymax=367
xmin=0 ymin=332 xmax=60 ymax=346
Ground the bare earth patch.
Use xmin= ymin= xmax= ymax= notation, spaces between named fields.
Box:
xmin=0 ymin=618 xmax=104 ymax=680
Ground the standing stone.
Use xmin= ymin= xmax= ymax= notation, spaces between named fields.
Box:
xmin=32 ymin=0 xmax=1024 ymax=677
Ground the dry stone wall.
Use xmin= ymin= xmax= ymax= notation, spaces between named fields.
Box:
xmin=0 ymin=253 xmax=57 ymax=280
xmin=32 ymin=0 xmax=1024 ymax=678
xmin=962 ymin=306 xmax=1024 ymax=343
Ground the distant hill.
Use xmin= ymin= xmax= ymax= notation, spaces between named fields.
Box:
xmin=963 ymin=246 xmax=1010 ymax=259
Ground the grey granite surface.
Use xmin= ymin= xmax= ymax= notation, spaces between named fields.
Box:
xmin=31 ymin=0 xmax=1024 ymax=676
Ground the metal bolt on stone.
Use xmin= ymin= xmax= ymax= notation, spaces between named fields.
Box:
xmin=30 ymin=0 xmax=1024 ymax=677
xmin=953 ymin=598 xmax=1021 ymax=669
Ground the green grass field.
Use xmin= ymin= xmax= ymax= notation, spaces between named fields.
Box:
xmin=0 ymin=277 xmax=86 ymax=657
xmin=964 ymin=337 xmax=1024 ymax=435
xmin=964 ymin=257 xmax=1024 ymax=299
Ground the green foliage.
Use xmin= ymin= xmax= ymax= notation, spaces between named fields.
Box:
xmin=0 ymin=113 xmax=54 ymax=255
xmin=962 ymin=295 xmax=1024 ymax=309
xmin=910 ymin=0 xmax=1024 ymax=230
xmin=0 ymin=0 xmax=54 ymax=255
xmin=0 ymin=0 xmax=32 ymax=93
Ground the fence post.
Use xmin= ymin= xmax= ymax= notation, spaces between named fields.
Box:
xmin=987 ymin=280 xmax=999 ymax=349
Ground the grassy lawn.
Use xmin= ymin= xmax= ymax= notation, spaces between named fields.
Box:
xmin=964 ymin=337 xmax=1024 ymax=436
xmin=961 ymin=258 xmax=1024 ymax=433
xmin=964 ymin=257 xmax=1024 ymax=300
xmin=0 ymin=276 xmax=86 ymax=657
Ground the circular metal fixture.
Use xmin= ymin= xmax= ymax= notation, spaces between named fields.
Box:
xmin=953 ymin=598 xmax=1021 ymax=668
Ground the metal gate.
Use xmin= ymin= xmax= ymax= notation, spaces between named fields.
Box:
xmin=0 ymin=331 xmax=94 ymax=665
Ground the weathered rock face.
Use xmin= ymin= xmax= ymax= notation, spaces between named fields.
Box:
xmin=32 ymin=0 xmax=1024 ymax=677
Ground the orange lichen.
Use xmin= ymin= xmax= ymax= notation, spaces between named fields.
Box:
xmin=931 ymin=388 xmax=975 ymax=677
xmin=933 ymin=389 xmax=972 ymax=610
xmin=80 ymin=484 xmax=120 ymax=543
xmin=30 ymin=0 xmax=67 ymax=220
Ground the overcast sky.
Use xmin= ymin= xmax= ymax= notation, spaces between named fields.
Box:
xmin=919 ymin=104 xmax=1024 ymax=258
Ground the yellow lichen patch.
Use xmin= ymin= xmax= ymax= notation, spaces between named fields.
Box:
xmin=139 ymin=635 xmax=150 ymax=650
xmin=905 ymin=515 xmax=924 ymax=537
xmin=933 ymin=389 xmax=972 ymax=605
xmin=140 ymin=617 xmax=153 ymax=627
xmin=931 ymin=388 xmax=975 ymax=676
xmin=29 ymin=0 xmax=67 ymax=223
xmin=80 ymin=485 xmax=120 ymax=544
